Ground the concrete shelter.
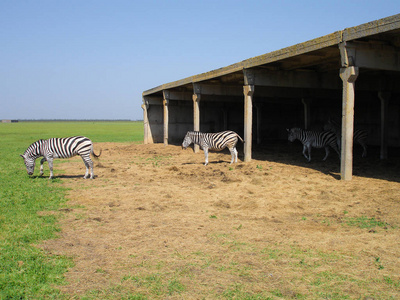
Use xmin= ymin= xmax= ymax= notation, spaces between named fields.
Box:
xmin=142 ymin=14 xmax=400 ymax=180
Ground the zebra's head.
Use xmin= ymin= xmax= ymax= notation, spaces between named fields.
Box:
xmin=20 ymin=154 xmax=36 ymax=175
xmin=287 ymin=128 xmax=299 ymax=142
xmin=182 ymin=132 xmax=193 ymax=150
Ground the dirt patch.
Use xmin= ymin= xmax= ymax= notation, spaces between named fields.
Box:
xmin=40 ymin=142 xmax=400 ymax=298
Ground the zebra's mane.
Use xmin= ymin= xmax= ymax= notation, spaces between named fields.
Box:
xmin=24 ymin=139 xmax=45 ymax=156
xmin=186 ymin=131 xmax=204 ymax=136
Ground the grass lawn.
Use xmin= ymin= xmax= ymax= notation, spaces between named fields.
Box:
xmin=0 ymin=121 xmax=143 ymax=299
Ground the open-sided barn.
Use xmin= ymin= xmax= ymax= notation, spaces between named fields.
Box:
xmin=142 ymin=14 xmax=400 ymax=180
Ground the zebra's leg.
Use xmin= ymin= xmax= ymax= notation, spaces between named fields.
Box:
xmin=39 ymin=158 xmax=46 ymax=176
xmin=233 ymin=147 xmax=238 ymax=163
xmin=307 ymin=145 xmax=312 ymax=162
xmin=88 ymin=158 xmax=94 ymax=179
xmin=302 ymin=145 xmax=309 ymax=161
xmin=228 ymin=147 xmax=236 ymax=164
xmin=203 ymin=148 xmax=209 ymax=166
xmin=81 ymin=155 xmax=92 ymax=179
xmin=360 ymin=143 xmax=367 ymax=158
xmin=47 ymin=158 xmax=54 ymax=179
xmin=323 ymin=146 xmax=331 ymax=161
xmin=334 ymin=145 xmax=341 ymax=159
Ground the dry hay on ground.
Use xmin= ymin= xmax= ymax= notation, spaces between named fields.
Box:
xmin=40 ymin=142 xmax=400 ymax=298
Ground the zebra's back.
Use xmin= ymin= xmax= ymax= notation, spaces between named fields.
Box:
xmin=310 ymin=131 xmax=338 ymax=149
xmin=208 ymin=131 xmax=242 ymax=150
xmin=44 ymin=136 xmax=92 ymax=159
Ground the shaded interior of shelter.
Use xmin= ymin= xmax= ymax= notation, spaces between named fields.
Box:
xmin=152 ymin=86 xmax=400 ymax=183
xmin=143 ymin=14 xmax=400 ymax=182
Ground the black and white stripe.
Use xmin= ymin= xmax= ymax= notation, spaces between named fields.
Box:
xmin=287 ymin=128 xmax=340 ymax=162
xmin=20 ymin=136 xmax=101 ymax=179
xmin=182 ymin=130 xmax=244 ymax=166
xmin=323 ymin=119 xmax=368 ymax=158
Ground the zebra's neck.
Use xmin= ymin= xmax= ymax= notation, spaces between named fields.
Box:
xmin=190 ymin=131 xmax=205 ymax=145
xmin=27 ymin=140 xmax=45 ymax=158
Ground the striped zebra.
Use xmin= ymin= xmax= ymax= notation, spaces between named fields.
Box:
xmin=287 ymin=128 xmax=340 ymax=162
xmin=20 ymin=136 xmax=101 ymax=179
xmin=182 ymin=130 xmax=244 ymax=166
xmin=323 ymin=119 xmax=368 ymax=157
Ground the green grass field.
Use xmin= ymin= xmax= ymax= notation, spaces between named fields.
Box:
xmin=0 ymin=121 xmax=143 ymax=299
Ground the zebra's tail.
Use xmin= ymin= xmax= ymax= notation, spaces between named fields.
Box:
xmin=92 ymin=148 xmax=102 ymax=159
xmin=237 ymin=133 xmax=244 ymax=143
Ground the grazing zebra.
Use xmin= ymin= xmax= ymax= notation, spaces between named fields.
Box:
xmin=20 ymin=136 xmax=101 ymax=179
xmin=182 ymin=130 xmax=244 ymax=166
xmin=287 ymin=128 xmax=340 ymax=162
xmin=323 ymin=119 xmax=368 ymax=157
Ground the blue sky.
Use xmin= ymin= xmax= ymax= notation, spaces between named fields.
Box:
xmin=1 ymin=1 xmax=399 ymax=120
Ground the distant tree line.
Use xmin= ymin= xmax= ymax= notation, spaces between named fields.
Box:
xmin=15 ymin=119 xmax=143 ymax=122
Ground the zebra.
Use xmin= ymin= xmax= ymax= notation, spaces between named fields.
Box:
xmin=287 ymin=128 xmax=340 ymax=162
xmin=323 ymin=119 xmax=368 ymax=157
xmin=182 ymin=130 xmax=244 ymax=166
xmin=20 ymin=136 xmax=101 ymax=179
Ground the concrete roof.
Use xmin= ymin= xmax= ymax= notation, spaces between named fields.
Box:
xmin=143 ymin=14 xmax=400 ymax=97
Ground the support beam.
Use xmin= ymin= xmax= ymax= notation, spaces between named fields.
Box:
xmin=243 ymin=85 xmax=254 ymax=162
xmin=141 ymin=98 xmax=152 ymax=144
xmin=162 ymin=90 xmax=169 ymax=146
xmin=340 ymin=66 xmax=359 ymax=181
xmin=340 ymin=41 xmax=400 ymax=72
xmin=192 ymin=85 xmax=201 ymax=153
xmin=301 ymin=98 xmax=311 ymax=130
xmin=378 ymin=92 xmax=391 ymax=159
xmin=243 ymin=69 xmax=340 ymax=89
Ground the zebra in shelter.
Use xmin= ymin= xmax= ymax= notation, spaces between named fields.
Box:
xmin=20 ymin=136 xmax=101 ymax=179
xmin=323 ymin=118 xmax=368 ymax=157
xmin=287 ymin=128 xmax=340 ymax=162
xmin=182 ymin=130 xmax=244 ymax=166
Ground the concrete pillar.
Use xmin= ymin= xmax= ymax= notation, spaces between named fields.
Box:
xmin=243 ymin=85 xmax=254 ymax=162
xmin=141 ymin=98 xmax=151 ymax=144
xmin=162 ymin=90 xmax=169 ymax=146
xmin=340 ymin=67 xmax=359 ymax=181
xmin=302 ymin=98 xmax=311 ymax=130
xmin=192 ymin=92 xmax=201 ymax=153
xmin=378 ymin=92 xmax=390 ymax=160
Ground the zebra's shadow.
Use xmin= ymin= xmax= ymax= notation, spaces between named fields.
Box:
xmin=30 ymin=174 xmax=97 ymax=179
xmin=57 ymin=175 xmax=94 ymax=179
xmin=182 ymin=160 xmax=228 ymax=166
